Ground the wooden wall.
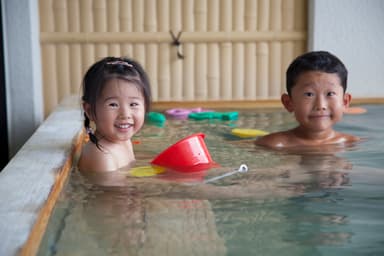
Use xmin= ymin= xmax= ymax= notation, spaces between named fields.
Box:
xmin=39 ymin=0 xmax=307 ymax=116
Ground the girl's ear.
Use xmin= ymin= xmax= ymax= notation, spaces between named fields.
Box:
xmin=281 ymin=93 xmax=294 ymax=112
xmin=83 ymin=102 xmax=95 ymax=121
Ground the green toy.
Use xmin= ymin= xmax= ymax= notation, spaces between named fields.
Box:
xmin=188 ymin=111 xmax=238 ymax=121
xmin=146 ymin=112 xmax=166 ymax=126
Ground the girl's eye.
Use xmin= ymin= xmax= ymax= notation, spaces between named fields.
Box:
xmin=130 ymin=102 xmax=139 ymax=107
xmin=108 ymin=102 xmax=119 ymax=108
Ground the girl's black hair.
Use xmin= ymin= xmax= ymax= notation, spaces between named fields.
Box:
xmin=81 ymin=56 xmax=152 ymax=149
xmin=286 ymin=51 xmax=348 ymax=96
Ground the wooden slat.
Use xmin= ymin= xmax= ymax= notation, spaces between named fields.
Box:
xmin=41 ymin=45 xmax=58 ymax=116
xmin=245 ymin=0 xmax=257 ymax=31
xmin=80 ymin=0 xmax=93 ymax=32
xmin=256 ymin=43 xmax=269 ymax=98
xmin=195 ymin=43 xmax=207 ymax=100
xmin=183 ymin=43 xmax=195 ymax=100
xmin=207 ymin=43 xmax=220 ymax=100
xmin=244 ymin=43 xmax=257 ymax=99
xmin=40 ymin=31 xmax=307 ymax=44
xmin=258 ymin=0 xmax=270 ymax=31
xmin=232 ymin=43 xmax=244 ymax=99
xmin=220 ymin=42 xmax=232 ymax=100
xmin=146 ymin=44 xmax=158 ymax=100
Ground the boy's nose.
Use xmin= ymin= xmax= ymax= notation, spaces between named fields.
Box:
xmin=315 ymin=96 xmax=327 ymax=110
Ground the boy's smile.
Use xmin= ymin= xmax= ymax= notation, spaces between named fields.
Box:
xmin=255 ymin=51 xmax=359 ymax=148
xmin=282 ymin=71 xmax=351 ymax=135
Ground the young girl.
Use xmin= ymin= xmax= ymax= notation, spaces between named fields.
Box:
xmin=78 ymin=57 xmax=152 ymax=172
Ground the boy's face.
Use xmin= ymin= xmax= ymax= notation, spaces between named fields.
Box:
xmin=281 ymin=71 xmax=351 ymax=132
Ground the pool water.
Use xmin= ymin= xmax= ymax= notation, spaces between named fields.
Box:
xmin=38 ymin=105 xmax=384 ymax=256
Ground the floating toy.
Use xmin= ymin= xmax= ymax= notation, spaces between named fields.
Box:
xmin=188 ymin=111 xmax=238 ymax=121
xmin=165 ymin=108 xmax=192 ymax=118
xmin=146 ymin=112 xmax=166 ymax=126
xmin=165 ymin=107 xmax=212 ymax=119
xmin=204 ymin=164 xmax=248 ymax=184
xmin=231 ymin=128 xmax=269 ymax=138
xmin=344 ymin=107 xmax=367 ymax=115
xmin=151 ymin=133 xmax=218 ymax=172
xmin=170 ymin=164 xmax=249 ymax=185
xmin=130 ymin=165 xmax=166 ymax=177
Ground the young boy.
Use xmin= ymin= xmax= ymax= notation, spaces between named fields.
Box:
xmin=256 ymin=51 xmax=360 ymax=148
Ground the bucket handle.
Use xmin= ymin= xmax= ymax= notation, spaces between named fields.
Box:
xmin=203 ymin=164 xmax=248 ymax=184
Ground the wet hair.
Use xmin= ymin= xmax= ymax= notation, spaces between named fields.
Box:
xmin=286 ymin=51 xmax=348 ymax=96
xmin=81 ymin=56 xmax=152 ymax=149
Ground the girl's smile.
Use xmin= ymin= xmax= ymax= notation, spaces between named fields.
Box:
xmin=88 ymin=78 xmax=146 ymax=144
xmin=79 ymin=57 xmax=152 ymax=172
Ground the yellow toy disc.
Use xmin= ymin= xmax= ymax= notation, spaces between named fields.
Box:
xmin=130 ymin=166 xmax=166 ymax=177
xmin=231 ymin=128 xmax=269 ymax=138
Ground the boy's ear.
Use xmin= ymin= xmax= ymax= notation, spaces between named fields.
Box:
xmin=83 ymin=102 xmax=95 ymax=121
xmin=343 ymin=93 xmax=352 ymax=107
xmin=281 ymin=93 xmax=294 ymax=112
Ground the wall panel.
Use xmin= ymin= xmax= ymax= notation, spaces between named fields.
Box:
xmin=39 ymin=0 xmax=307 ymax=115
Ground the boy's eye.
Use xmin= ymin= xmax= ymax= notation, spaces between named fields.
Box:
xmin=327 ymin=91 xmax=336 ymax=96
xmin=304 ymin=92 xmax=314 ymax=97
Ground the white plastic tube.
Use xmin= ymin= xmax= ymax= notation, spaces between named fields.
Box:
xmin=204 ymin=164 xmax=248 ymax=183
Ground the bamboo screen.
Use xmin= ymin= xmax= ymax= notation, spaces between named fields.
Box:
xmin=39 ymin=0 xmax=307 ymax=116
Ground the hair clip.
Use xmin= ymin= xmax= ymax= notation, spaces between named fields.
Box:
xmin=106 ymin=60 xmax=133 ymax=68
xmin=86 ymin=127 xmax=93 ymax=134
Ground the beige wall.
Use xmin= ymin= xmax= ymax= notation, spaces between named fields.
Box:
xmin=39 ymin=0 xmax=307 ymax=116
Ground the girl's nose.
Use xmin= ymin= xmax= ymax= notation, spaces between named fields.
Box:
xmin=119 ymin=105 xmax=132 ymax=119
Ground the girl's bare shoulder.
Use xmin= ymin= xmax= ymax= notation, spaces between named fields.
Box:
xmin=78 ymin=142 xmax=116 ymax=172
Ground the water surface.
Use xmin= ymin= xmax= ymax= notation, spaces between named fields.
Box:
xmin=38 ymin=105 xmax=384 ymax=256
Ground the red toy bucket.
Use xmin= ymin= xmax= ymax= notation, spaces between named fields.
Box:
xmin=151 ymin=133 xmax=218 ymax=172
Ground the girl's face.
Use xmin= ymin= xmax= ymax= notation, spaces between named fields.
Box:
xmin=85 ymin=78 xmax=146 ymax=144
xmin=282 ymin=71 xmax=351 ymax=133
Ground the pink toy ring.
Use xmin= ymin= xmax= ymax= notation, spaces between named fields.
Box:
xmin=165 ymin=108 xmax=204 ymax=118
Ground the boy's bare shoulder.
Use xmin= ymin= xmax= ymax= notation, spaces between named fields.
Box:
xmin=336 ymin=132 xmax=361 ymax=144
xmin=255 ymin=131 xmax=293 ymax=148
xmin=255 ymin=130 xmax=361 ymax=149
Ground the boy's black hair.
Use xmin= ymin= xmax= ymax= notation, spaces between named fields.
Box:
xmin=81 ymin=56 xmax=152 ymax=149
xmin=286 ymin=51 xmax=348 ymax=95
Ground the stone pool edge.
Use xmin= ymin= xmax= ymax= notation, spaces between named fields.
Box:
xmin=0 ymin=96 xmax=83 ymax=256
